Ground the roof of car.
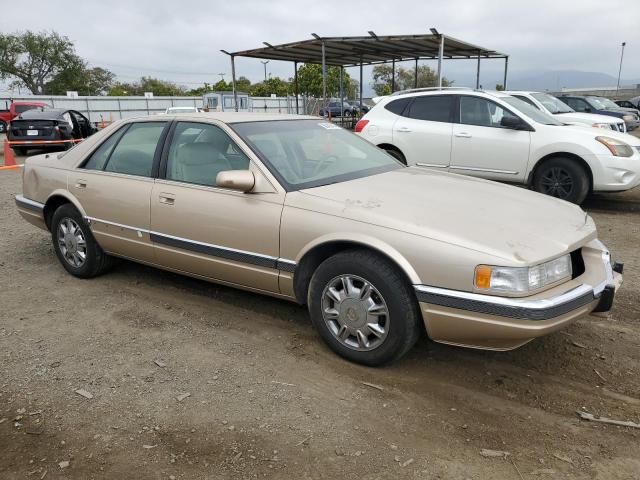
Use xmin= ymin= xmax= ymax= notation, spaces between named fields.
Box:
xmin=148 ymin=112 xmax=318 ymax=123
xmin=18 ymin=108 xmax=67 ymax=119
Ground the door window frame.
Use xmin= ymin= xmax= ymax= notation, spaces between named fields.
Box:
xmin=455 ymin=94 xmax=527 ymax=129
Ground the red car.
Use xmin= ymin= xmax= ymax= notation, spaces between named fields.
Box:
xmin=0 ymin=101 xmax=49 ymax=134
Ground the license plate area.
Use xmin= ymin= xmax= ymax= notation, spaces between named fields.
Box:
xmin=26 ymin=130 xmax=39 ymax=136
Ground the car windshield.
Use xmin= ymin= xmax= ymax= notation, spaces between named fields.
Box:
xmin=500 ymin=97 xmax=565 ymax=126
xmin=232 ymin=120 xmax=402 ymax=190
xmin=598 ymin=98 xmax=620 ymax=109
xmin=531 ymin=93 xmax=574 ymax=114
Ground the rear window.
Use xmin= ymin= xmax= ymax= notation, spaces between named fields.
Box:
xmin=406 ymin=95 xmax=455 ymax=123
xmin=384 ymin=98 xmax=411 ymax=116
xmin=15 ymin=105 xmax=44 ymax=114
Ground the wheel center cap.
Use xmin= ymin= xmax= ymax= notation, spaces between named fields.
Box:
xmin=340 ymin=299 xmax=366 ymax=328
xmin=64 ymin=234 xmax=77 ymax=253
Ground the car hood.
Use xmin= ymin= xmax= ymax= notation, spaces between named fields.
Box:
xmin=555 ymin=112 xmax=624 ymax=124
xmin=600 ymin=107 xmax=638 ymax=115
xmin=296 ymin=167 xmax=597 ymax=264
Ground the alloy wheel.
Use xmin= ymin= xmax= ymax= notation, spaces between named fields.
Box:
xmin=540 ymin=167 xmax=574 ymax=199
xmin=321 ymin=274 xmax=389 ymax=351
xmin=57 ymin=217 xmax=88 ymax=268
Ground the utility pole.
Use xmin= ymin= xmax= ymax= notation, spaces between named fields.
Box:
xmin=616 ymin=42 xmax=626 ymax=94
xmin=261 ymin=60 xmax=270 ymax=81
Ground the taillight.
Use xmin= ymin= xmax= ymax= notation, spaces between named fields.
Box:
xmin=354 ymin=119 xmax=369 ymax=133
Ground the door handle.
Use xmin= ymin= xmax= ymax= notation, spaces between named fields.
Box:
xmin=396 ymin=127 xmax=412 ymax=133
xmin=159 ymin=193 xmax=175 ymax=205
xmin=455 ymin=132 xmax=472 ymax=138
xmin=75 ymin=180 xmax=87 ymax=189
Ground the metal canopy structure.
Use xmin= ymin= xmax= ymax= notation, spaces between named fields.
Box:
xmin=222 ymin=31 xmax=509 ymax=114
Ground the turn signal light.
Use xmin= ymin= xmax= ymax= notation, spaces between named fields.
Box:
xmin=474 ymin=265 xmax=492 ymax=289
xmin=354 ymin=119 xmax=369 ymax=133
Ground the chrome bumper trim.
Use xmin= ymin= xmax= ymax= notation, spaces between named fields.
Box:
xmin=15 ymin=195 xmax=45 ymax=212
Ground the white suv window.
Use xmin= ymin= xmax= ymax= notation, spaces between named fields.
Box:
xmin=405 ymin=95 xmax=454 ymax=123
xmin=459 ymin=96 xmax=519 ymax=128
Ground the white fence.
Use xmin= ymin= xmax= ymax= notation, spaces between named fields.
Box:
xmin=2 ymin=94 xmax=324 ymax=123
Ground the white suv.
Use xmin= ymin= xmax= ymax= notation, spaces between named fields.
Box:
xmin=506 ymin=91 xmax=626 ymax=133
xmin=356 ymin=89 xmax=640 ymax=204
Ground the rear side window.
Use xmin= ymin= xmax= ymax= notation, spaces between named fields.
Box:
xmin=103 ymin=122 xmax=166 ymax=177
xmin=83 ymin=127 xmax=127 ymax=170
xmin=384 ymin=98 xmax=411 ymax=115
xmin=406 ymin=96 xmax=454 ymax=123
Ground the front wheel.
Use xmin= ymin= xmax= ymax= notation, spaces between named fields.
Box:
xmin=308 ymin=250 xmax=422 ymax=366
xmin=532 ymin=157 xmax=589 ymax=204
xmin=51 ymin=204 xmax=113 ymax=278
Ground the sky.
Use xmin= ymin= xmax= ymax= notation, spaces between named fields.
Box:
xmin=1 ymin=0 xmax=638 ymax=96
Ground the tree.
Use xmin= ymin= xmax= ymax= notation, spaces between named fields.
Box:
xmin=495 ymin=83 xmax=504 ymax=91
xmin=371 ymin=64 xmax=453 ymax=95
xmin=107 ymin=77 xmax=186 ymax=96
xmin=296 ymin=63 xmax=353 ymax=98
xmin=250 ymin=77 xmax=290 ymax=97
xmin=44 ymin=56 xmax=115 ymax=95
xmin=0 ymin=31 xmax=78 ymax=94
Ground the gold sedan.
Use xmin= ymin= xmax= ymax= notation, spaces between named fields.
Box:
xmin=16 ymin=113 xmax=623 ymax=365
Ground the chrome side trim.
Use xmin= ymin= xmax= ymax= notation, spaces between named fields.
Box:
xmin=85 ymin=215 xmax=296 ymax=272
xmin=449 ymin=165 xmax=519 ymax=175
xmin=15 ymin=195 xmax=45 ymax=212
xmin=415 ymin=283 xmax=596 ymax=321
xmin=415 ymin=163 xmax=448 ymax=168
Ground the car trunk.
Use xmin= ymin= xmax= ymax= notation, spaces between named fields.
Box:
xmin=9 ymin=119 xmax=60 ymax=141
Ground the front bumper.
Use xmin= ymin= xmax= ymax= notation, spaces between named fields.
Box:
xmin=586 ymin=151 xmax=640 ymax=192
xmin=415 ymin=247 xmax=622 ymax=351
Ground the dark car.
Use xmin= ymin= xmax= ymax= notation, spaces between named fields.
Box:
xmin=319 ymin=101 xmax=354 ymax=117
xmin=557 ymin=95 xmax=640 ymax=130
xmin=349 ymin=100 xmax=370 ymax=114
xmin=0 ymin=100 xmax=49 ymax=134
xmin=8 ymin=109 xmax=96 ymax=155
xmin=615 ymin=99 xmax=640 ymax=109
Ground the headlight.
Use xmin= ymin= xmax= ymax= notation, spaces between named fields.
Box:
xmin=595 ymin=136 xmax=634 ymax=157
xmin=475 ymin=255 xmax=572 ymax=294
xmin=591 ymin=123 xmax=611 ymax=129
xmin=622 ymin=114 xmax=635 ymax=121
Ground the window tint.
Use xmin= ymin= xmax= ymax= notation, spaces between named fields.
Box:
xmin=166 ymin=122 xmax=250 ymax=187
xmin=406 ymin=96 xmax=454 ymax=122
xmin=384 ymin=98 xmax=411 ymax=115
xmin=565 ymin=98 xmax=589 ymax=112
xmin=103 ymin=122 xmax=166 ymax=177
xmin=83 ymin=127 xmax=127 ymax=170
xmin=460 ymin=96 xmax=519 ymax=128
xmin=15 ymin=105 xmax=38 ymax=114
xmin=512 ymin=95 xmax=539 ymax=109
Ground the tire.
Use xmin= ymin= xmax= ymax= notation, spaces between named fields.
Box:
xmin=308 ymin=249 xmax=422 ymax=366
xmin=0 ymin=121 xmax=6 ymax=133
xmin=382 ymin=147 xmax=406 ymax=165
xmin=344 ymin=110 xmax=352 ymax=117
xmin=13 ymin=147 xmax=28 ymax=156
xmin=51 ymin=204 xmax=112 ymax=278
xmin=532 ymin=157 xmax=589 ymax=204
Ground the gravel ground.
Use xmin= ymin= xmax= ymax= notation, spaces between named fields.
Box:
xmin=1 ymin=139 xmax=639 ymax=479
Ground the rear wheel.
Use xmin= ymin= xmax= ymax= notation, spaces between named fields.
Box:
xmin=382 ymin=146 xmax=406 ymax=165
xmin=532 ymin=157 xmax=589 ymax=204
xmin=308 ymin=249 xmax=421 ymax=366
xmin=0 ymin=121 xmax=6 ymax=133
xmin=51 ymin=204 xmax=112 ymax=278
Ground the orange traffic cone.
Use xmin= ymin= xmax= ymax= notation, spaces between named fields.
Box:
xmin=3 ymin=140 xmax=16 ymax=167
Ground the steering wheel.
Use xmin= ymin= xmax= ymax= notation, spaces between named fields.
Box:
xmin=309 ymin=155 xmax=338 ymax=177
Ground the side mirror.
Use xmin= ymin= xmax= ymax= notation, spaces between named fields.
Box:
xmin=584 ymin=107 xmax=592 ymax=113
xmin=501 ymin=116 xmax=527 ymax=130
xmin=216 ymin=170 xmax=255 ymax=192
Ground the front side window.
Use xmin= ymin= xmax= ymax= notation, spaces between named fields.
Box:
xmin=232 ymin=120 xmax=401 ymax=190
xmin=565 ymin=98 xmax=590 ymax=112
xmin=501 ymin=97 xmax=563 ymax=125
xmin=103 ymin=122 xmax=166 ymax=177
xmin=459 ymin=96 xmax=520 ymax=128
xmin=166 ymin=122 xmax=250 ymax=187
xmin=406 ymin=95 xmax=454 ymax=123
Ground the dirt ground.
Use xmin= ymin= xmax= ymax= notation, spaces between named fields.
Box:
xmin=1 ymin=140 xmax=639 ymax=479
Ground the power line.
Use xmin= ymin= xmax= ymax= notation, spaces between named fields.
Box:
xmin=85 ymin=58 xmax=220 ymax=76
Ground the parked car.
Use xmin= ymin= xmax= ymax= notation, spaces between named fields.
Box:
xmin=0 ymin=100 xmax=49 ymax=134
xmin=556 ymin=95 xmax=640 ymax=131
xmin=507 ymin=91 xmax=626 ymax=132
xmin=355 ymin=89 xmax=640 ymax=204
xmin=8 ymin=109 xmax=96 ymax=155
xmin=615 ymin=99 xmax=640 ymax=109
xmin=15 ymin=113 xmax=622 ymax=365
xmin=165 ymin=106 xmax=201 ymax=114
xmin=319 ymin=101 xmax=354 ymax=117
xmin=349 ymin=100 xmax=371 ymax=114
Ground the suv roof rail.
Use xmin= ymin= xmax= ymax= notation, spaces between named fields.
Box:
xmin=390 ymin=86 xmax=474 ymax=96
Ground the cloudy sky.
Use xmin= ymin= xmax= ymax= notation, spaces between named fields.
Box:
xmin=1 ymin=0 xmax=638 ymax=95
